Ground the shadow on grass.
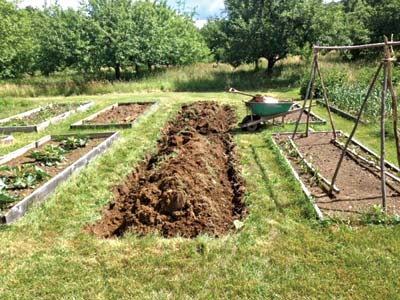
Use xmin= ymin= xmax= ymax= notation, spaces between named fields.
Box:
xmin=174 ymin=65 xmax=306 ymax=92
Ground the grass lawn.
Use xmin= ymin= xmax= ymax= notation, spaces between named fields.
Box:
xmin=0 ymin=91 xmax=400 ymax=299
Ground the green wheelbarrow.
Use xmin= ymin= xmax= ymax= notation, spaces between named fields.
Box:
xmin=229 ymin=88 xmax=303 ymax=132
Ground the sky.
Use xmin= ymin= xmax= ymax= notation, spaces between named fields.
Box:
xmin=15 ymin=0 xmax=225 ymax=27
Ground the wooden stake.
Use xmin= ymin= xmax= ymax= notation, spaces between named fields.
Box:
xmin=313 ymin=40 xmax=400 ymax=51
xmin=381 ymin=59 xmax=389 ymax=212
xmin=292 ymin=55 xmax=317 ymax=139
xmin=329 ymin=63 xmax=383 ymax=195
xmin=315 ymin=58 xmax=337 ymax=139
xmin=384 ymin=36 xmax=400 ymax=168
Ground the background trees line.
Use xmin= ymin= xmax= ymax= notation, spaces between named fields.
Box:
xmin=0 ymin=0 xmax=208 ymax=79
xmin=202 ymin=0 xmax=400 ymax=73
xmin=1 ymin=0 xmax=400 ymax=80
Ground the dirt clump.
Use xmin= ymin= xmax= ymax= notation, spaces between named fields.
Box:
xmin=87 ymin=102 xmax=246 ymax=238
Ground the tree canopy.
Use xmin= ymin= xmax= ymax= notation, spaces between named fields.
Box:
xmin=0 ymin=0 xmax=208 ymax=79
xmin=201 ymin=0 xmax=400 ymax=73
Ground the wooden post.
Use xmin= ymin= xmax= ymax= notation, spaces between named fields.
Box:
xmin=292 ymin=55 xmax=317 ymax=139
xmin=315 ymin=57 xmax=337 ymax=139
xmin=329 ymin=63 xmax=383 ymax=195
xmin=381 ymin=57 xmax=389 ymax=212
xmin=384 ymin=36 xmax=400 ymax=168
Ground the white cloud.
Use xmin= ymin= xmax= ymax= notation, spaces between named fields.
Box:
xmin=195 ymin=19 xmax=207 ymax=29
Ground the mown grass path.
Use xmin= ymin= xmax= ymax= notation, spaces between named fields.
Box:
xmin=0 ymin=92 xmax=399 ymax=299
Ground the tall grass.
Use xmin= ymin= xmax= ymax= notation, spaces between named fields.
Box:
xmin=0 ymin=60 xmax=307 ymax=98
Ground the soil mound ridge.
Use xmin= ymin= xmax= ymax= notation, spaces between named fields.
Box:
xmin=87 ymin=102 xmax=246 ymax=238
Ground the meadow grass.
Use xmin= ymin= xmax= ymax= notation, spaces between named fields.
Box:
xmin=0 ymin=61 xmax=304 ymax=98
xmin=0 ymin=91 xmax=400 ymax=299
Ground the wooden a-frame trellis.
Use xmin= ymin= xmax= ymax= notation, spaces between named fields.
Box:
xmin=292 ymin=36 xmax=400 ymax=213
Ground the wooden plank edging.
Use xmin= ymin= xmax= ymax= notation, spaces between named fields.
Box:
xmin=0 ymin=102 xmax=95 ymax=134
xmin=70 ymin=101 xmax=159 ymax=130
xmin=270 ymin=135 xmax=324 ymax=219
xmin=0 ymin=131 xmax=120 ymax=224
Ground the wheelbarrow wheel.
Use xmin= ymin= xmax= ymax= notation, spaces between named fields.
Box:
xmin=241 ymin=115 xmax=261 ymax=132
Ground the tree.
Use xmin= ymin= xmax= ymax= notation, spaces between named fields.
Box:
xmin=0 ymin=1 xmax=39 ymax=78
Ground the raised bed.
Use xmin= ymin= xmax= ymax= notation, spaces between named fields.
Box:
xmin=0 ymin=136 xmax=14 ymax=145
xmin=70 ymin=102 xmax=158 ymax=130
xmin=0 ymin=102 xmax=95 ymax=134
xmin=270 ymin=103 xmax=326 ymax=125
xmin=272 ymin=131 xmax=400 ymax=219
xmin=86 ymin=102 xmax=246 ymax=238
xmin=0 ymin=131 xmax=119 ymax=224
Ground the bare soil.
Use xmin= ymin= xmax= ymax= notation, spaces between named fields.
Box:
xmin=0 ymin=138 xmax=105 ymax=211
xmin=274 ymin=132 xmax=400 ymax=218
xmin=86 ymin=103 xmax=151 ymax=124
xmin=87 ymin=102 xmax=246 ymax=238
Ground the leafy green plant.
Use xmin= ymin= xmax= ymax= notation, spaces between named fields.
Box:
xmin=29 ymin=145 xmax=68 ymax=166
xmin=0 ymin=164 xmax=49 ymax=191
xmin=0 ymin=189 xmax=17 ymax=204
xmin=59 ymin=136 xmax=88 ymax=150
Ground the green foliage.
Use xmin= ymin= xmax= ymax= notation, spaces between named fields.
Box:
xmin=29 ymin=145 xmax=69 ymax=166
xmin=0 ymin=164 xmax=49 ymax=191
xmin=361 ymin=204 xmax=400 ymax=225
xmin=0 ymin=0 xmax=209 ymax=80
xmin=59 ymin=136 xmax=88 ymax=150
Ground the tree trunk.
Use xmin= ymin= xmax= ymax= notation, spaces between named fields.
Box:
xmin=266 ymin=57 xmax=276 ymax=75
xmin=115 ymin=63 xmax=121 ymax=80
xmin=255 ymin=59 xmax=259 ymax=71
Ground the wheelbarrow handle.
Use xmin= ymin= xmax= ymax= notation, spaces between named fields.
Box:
xmin=228 ymin=88 xmax=256 ymax=98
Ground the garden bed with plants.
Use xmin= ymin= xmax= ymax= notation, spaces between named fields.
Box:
xmin=0 ymin=132 xmax=119 ymax=224
xmin=273 ymin=131 xmax=400 ymax=219
xmin=0 ymin=136 xmax=14 ymax=145
xmin=87 ymin=101 xmax=246 ymax=238
xmin=0 ymin=102 xmax=94 ymax=133
xmin=71 ymin=102 xmax=158 ymax=129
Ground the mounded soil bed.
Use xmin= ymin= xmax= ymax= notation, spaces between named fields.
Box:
xmin=85 ymin=103 xmax=151 ymax=124
xmin=87 ymin=102 xmax=246 ymax=238
xmin=274 ymin=132 xmax=400 ymax=218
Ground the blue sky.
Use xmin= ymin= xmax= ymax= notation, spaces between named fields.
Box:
xmin=16 ymin=0 xmax=225 ymax=20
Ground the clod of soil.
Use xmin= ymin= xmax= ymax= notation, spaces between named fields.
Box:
xmin=86 ymin=103 xmax=151 ymax=124
xmin=87 ymin=102 xmax=246 ymax=238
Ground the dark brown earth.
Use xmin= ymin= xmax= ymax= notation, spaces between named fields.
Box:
xmin=275 ymin=132 xmax=400 ymax=217
xmin=0 ymin=138 xmax=105 ymax=211
xmin=86 ymin=103 xmax=151 ymax=124
xmin=87 ymin=102 xmax=246 ymax=238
